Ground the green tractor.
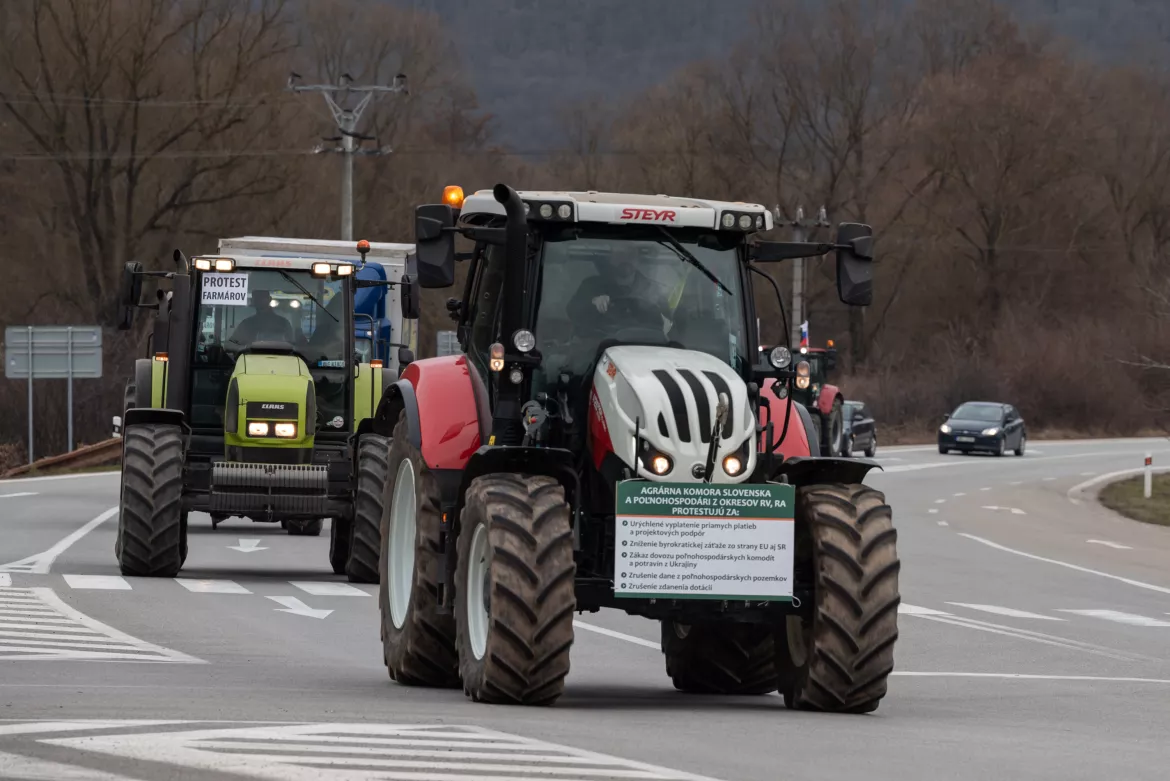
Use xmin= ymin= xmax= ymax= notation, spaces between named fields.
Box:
xmin=114 ymin=244 xmax=419 ymax=582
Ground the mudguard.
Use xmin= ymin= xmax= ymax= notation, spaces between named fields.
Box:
xmin=371 ymin=355 xmax=482 ymax=469
xmin=352 ymin=363 xmax=384 ymax=431
xmin=123 ymin=407 xmax=188 ymax=433
xmin=133 ymin=358 xmax=153 ymax=408
xmin=452 ymin=444 xmax=578 ymax=527
xmin=817 ymin=383 xmax=842 ymax=417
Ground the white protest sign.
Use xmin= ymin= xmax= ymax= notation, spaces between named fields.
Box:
xmin=201 ymin=272 xmax=250 ymax=306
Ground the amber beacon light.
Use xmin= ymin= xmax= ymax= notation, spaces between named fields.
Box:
xmin=443 ymin=185 xmax=465 ymax=208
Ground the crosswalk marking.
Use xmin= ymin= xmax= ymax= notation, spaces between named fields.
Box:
xmin=289 ymin=581 xmax=370 ymax=597
xmin=1057 ymin=610 xmax=1170 ymax=627
xmin=41 ymin=722 xmax=726 ymax=781
xmin=946 ymin=603 xmax=1065 ymax=621
xmin=0 ymin=587 xmax=203 ymax=663
xmin=174 ymin=578 xmax=251 ymax=594
xmin=0 ymin=573 xmax=9 ymax=587
xmin=63 ymin=575 xmax=131 ymax=590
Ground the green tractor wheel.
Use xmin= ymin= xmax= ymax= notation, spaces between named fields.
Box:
xmin=346 ymin=433 xmax=390 ymax=583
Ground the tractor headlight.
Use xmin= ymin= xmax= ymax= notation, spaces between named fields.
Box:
xmin=723 ymin=454 xmax=744 ymax=476
xmin=795 ymin=360 xmax=810 ymax=389
xmin=274 ymin=423 xmax=297 ymax=438
xmin=650 ymin=455 xmax=672 ymax=475
xmin=982 ymin=427 xmax=999 ymax=436
xmin=247 ymin=421 xmax=269 ymax=437
xmin=769 ymin=345 xmax=792 ymax=369
xmin=512 ymin=329 xmax=535 ymax=353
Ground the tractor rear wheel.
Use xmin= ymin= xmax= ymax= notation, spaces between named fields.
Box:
xmin=346 ymin=433 xmax=389 ymax=583
xmin=286 ymin=519 xmax=323 ymax=536
xmin=455 ymin=473 xmax=576 ymax=706
xmin=660 ymin=620 xmax=777 ymax=695
xmin=123 ymin=379 xmax=136 ymax=414
xmin=329 ymin=517 xmax=352 ymax=575
xmin=775 ymin=483 xmax=899 ymax=713
xmin=115 ymin=423 xmax=186 ymax=578
xmin=379 ymin=411 xmax=459 ymax=688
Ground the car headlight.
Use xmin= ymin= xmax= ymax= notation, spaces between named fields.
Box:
xmin=274 ymin=422 xmax=297 ymax=438
xmin=939 ymin=424 xmax=951 ymax=434
xmin=982 ymin=427 xmax=999 ymax=436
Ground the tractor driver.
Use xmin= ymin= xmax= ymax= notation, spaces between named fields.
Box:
xmin=566 ymin=244 xmax=673 ymax=338
xmin=226 ymin=289 xmax=298 ymax=351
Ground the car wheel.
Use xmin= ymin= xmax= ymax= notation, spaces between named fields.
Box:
xmin=1015 ymin=433 xmax=1026 ymax=457
xmin=865 ymin=434 xmax=876 ymax=459
xmin=843 ymin=434 xmax=854 ymax=458
xmin=938 ymin=445 xmax=948 ymax=455
xmin=995 ymin=437 xmax=1005 ymax=457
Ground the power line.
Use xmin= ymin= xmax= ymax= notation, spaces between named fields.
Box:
xmin=287 ymin=71 xmax=408 ymax=240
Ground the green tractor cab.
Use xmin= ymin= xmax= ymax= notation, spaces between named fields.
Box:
xmin=115 ymin=245 xmax=421 ymax=582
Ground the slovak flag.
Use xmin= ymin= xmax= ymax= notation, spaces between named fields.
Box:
xmin=799 ymin=320 xmax=809 ymax=347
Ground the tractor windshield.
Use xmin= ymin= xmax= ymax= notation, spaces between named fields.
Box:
xmin=190 ymin=268 xmax=348 ymax=430
xmin=533 ymin=226 xmax=748 ymax=394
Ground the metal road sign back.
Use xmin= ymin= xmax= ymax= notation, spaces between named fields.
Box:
xmin=5 ymin=326 xmax=103 ymax=379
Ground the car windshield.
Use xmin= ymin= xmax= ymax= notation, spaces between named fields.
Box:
xmin=191 ymin=268 xmax=348 ymax=430
xmin=952 ymin=403 xmax=1003 ymax=421
xmin=532 ymin=226 xmax=748 ymax=394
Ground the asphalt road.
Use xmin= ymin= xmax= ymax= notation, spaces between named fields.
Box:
xmin=1 ymin=437 xmax=1169 ymax=780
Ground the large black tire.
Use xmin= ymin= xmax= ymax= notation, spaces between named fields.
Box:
xmin=822 ymin=397 xmax=844 ymax=456
xmin=455 ymin=473 xmax=576 ymax=705
xmin=286 ymin=518 xmax=323 ymax=536
xmin=115 ymin=423 xmax=186 ymax=577
xmin=379 ymin=411 xmax=460 ymax=688
xmin=329 ymin=517 xmax=351 ymax=575
xmin=123 ymin=379 xmax=136 ymax=414
xmin=775 ymin=483 xmax=899 ymax=713
xmin=660 ymin=620 xmax=777 ymax=695
xmin=346 ymin=433 xmax=389 ymax=583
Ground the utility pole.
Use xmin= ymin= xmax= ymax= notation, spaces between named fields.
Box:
xmin=785 ymin=204 xmax=829 ymax=348
xmin=287 ymin=72 xmax=407 ymax=240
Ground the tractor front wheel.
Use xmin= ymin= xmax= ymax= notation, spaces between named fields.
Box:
xmin=379 ymin=411 xmax=459 ymax=688
xmin=775 ymin=483 xmax=900 ymax=713
xmin=660 ymin=620 xmax=777 ymax=695
xmin=455 ymin=473 xmax=576 ymax=705
xmin=347 ymin=433 xmax=390 ymax=583
xmin=115 ymin=423 xmax=186 ymax=577
xmin=822 ymin=398 xmax=844 ymax=456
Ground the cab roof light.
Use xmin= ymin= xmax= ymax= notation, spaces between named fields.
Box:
xmin=311 ymin=262 xmax=332 ymax=278
xmin=193 ymin=258 xmax=212 ymax=271
xmin=214 ymin=258 xmax=235 ymax=272
xmin=526 ymin=200 xmax=573 ymax=221
xmin=336 ymin=263 xmax=354 ymax=276
xmin=444 ymin=185 xmax=465 ymax=208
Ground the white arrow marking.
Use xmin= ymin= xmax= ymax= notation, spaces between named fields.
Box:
xmin=1086 ymin=540 xmax=1132 ymax=550
xmin=267 ymin=596 xmax=331 ymax=619
xmin=227 ymin=539 xmax=268 ymax=553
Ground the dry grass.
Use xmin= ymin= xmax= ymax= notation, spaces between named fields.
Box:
xmin=1098 ymin=473 xmax=1170 ymax=527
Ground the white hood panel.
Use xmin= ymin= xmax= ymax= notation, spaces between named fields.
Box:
xmin=591 ymin=345 xmax=757 ymax=483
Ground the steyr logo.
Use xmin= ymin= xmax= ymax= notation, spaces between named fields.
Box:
xmin=619 ymin=207 xmax=676 ymax=222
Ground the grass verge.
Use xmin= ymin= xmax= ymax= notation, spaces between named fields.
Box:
xmin=1098 ymin=473 xmax=1170 ymax=527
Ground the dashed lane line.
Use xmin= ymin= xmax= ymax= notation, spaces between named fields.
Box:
xmin=0 ymin=492 xmax=38 ymax=499
xmin=1057 ymin=610 xmax=1170 ymax=628
xmin=62 ymin=575 xmax=131 ymax=591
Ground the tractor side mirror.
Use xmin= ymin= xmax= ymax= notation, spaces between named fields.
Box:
xmin=835 ymin=223 xmax=873 ymax=307
xmin=117 ymin=261 xmax=144 ymax=331
xmin=401 ymin=273 xmax=420 ymax=320
xmin=825 ymin=349 xmax=838 ymax=372
xmin=414 ymin=204 xmax=457 ymax=288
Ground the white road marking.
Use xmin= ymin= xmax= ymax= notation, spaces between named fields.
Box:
xmin=0 ymin=588 xmax=203 ymax=663
xmin=938 ymin=521 xmax=949 ymax=526
xmin=1042 ymin=477 xmax=1056 ymax=482
xmin=980 ymin=487 xmax=992 ymax=491
xmin=41 ymin=722 xmax=727 ymax=781
xmin=0 ymin=750 xmax=143 ymax=780
xmin=0 ymin=720 xmax=186 ymax=737
xmin=1086 ymin=539 xmax=1132 ymax=550
xmin=959 ymin=533 xmax=1170 ymax=596
xmin=175 ymin=579 xmax=251 ymax=594
xmin=891 ymin=672 xmax=1170 ymax=684
xmin=289 ymin=581 xmax=369 ymax=597
xmin=0 ymin=470 xmax=119 ymax=485
xmin=0 ymin=574 xmax=9 ymax=587
xmin=981 ymin=506 xmax=1026 ymax=515
xmin=574 ymin=620 xmax=661 ymax=649
xmin=0 ymin=492 xmax=38 ymax=499
xmin=63 ymin=575 xmax=131 ymax=591
xmin=898 ymin=603 xmax=950 ymax=616
xmin=0 ymin=507 xmax=118 ymax=574
xmin=267 ymin=596 xmax=332 ymax=619
xmin=1068 ymin=465 xmax=1170 ymax=504
xmin=946 ymin=603 xmax=1064 ymax=621
xmin=934 ymin=498 xmax=946 ymax=504
xmin=953 ymin=492 xmax=966 ymax=497
xmin=928 ymin=508 xmax=939 ymax=514
xmin=227 ymin=538 xmax=268 ymax=553
xmin=1057 ymin=609 xmax=1170 ymax=628
xmin=906 ymin=612 xmax=1142 ymax=661
xmin=1010 ymin=481 xmax=1023 ymax=486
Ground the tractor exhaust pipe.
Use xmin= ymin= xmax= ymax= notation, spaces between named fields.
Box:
xmin=494 ymin=183 xmax=528 ymax=339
